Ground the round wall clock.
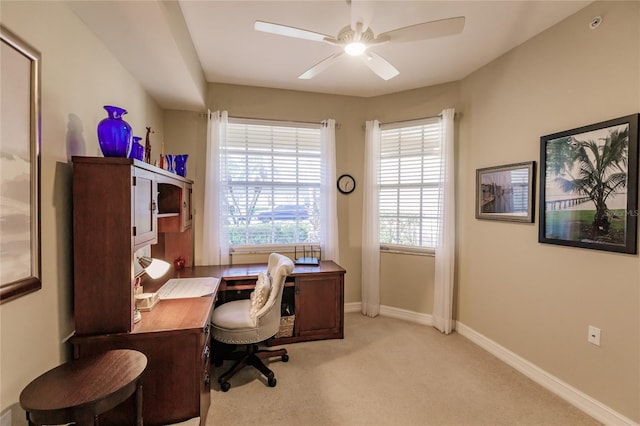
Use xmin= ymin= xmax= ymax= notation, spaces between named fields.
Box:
xmin=337 ymin=174 xmax=356 ymax=194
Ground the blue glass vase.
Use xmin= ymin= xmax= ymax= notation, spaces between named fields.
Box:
xmin=97 ymin=105 xmax=132 ymax=158
xmin=128 ymin=136 xmax=145 ymax=161
xmin=164 ymin=154 xmax=175 ymax=173
xmin=174 ymin=154 xmax=188 ymax=177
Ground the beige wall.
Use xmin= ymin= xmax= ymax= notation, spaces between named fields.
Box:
xmin=1 ymin=0 xmax=637 ymax=423
xmin=0 ymin=1 xmax=164 ymax=421
xmin=458 ymin=1 xmax=639 ymax=420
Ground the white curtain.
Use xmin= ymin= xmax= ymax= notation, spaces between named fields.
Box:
xmin=433 ymin=108 xmax=456 ymax=334
xmin=201 ymin=110 xmax=230 ymax=266
xmin=320 ymin=119 xmax=340 ymax=263
xmin=361 ymin=120 xmax=381 ymax=317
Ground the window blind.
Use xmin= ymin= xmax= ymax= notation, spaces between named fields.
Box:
xmin=223 ymin=119 xmax=322 ymax=247
xmin=379 ymin=117 xmax=442 ymax=250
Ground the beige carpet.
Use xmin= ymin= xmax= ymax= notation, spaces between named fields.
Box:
xmin=206 ymin=313 xmax=600 ymax=426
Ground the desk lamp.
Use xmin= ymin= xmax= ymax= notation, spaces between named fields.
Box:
xmin=137 ymin=256 xmax=171 ymax=279
xmin=134 ymin=256 xmax=171 ymax=323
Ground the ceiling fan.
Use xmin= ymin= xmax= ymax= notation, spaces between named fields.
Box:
xmin=254 ymin=2 xmax=465 ymax=81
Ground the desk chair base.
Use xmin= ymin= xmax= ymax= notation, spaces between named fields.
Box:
xmin=214 ymin=343 xmax=288 ymax=392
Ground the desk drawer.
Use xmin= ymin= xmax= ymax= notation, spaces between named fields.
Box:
xmin=223 ymin=278 xmax=256 ymax=290
xmin=217 ymin=288 xmax=252 ymax=305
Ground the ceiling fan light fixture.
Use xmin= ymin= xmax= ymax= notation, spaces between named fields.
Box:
xmin=255 ymin=13 xmax=465 ymax=80
xmin=344 ymin=41 xmax=366 ymax=56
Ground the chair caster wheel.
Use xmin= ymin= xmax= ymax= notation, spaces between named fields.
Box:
xmin=268 ymin=377 xmax=277 ymax=387
xmin=220 ymin=381 xmax=231 ymax=392
xmin=281 ymin=354 xmax=289 ymax=362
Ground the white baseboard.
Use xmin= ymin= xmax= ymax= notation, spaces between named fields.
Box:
xmin=344 ymin=302 xmax=637 ymax=426
xmin=344 ymin=302 xmax=432 ymax=325
xmin=379 ymin=304 xmax=432 ymax=325
xmin=344 ymin=302 xmax=362 ymax=313
xmin=456 ymin=322 xmax=638 ymax=426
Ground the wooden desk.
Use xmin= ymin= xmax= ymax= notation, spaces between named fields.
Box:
xmin=71 ymin=291 xmax=216 ymax=426
xmin=20 ymin=349 xmax=146 ymax=426
xmin=176 ymin=261 xmax=346 ymax=345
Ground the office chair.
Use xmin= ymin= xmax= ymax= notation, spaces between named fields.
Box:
xmin=211 ymin=253 xmax=294 ymax=392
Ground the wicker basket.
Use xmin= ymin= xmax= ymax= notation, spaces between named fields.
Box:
xmin=275 ymin=315 xmax=295 ymax=338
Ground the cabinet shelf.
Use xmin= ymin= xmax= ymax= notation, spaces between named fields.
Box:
xmin=158 ymin=212 xmax=179 ymax=218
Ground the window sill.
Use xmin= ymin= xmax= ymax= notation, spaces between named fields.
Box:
xmin=380 ymin=245 xmax=435 ymax=257
xmin=230 ymin=244 xmax=299 ymax=255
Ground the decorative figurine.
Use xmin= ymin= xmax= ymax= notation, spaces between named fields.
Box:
xmin=144 ymin=126 xmax=153 ymax=163
xmin=173 ymin=256 xmax=186 ymax=270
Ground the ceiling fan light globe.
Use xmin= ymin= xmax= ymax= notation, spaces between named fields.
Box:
xmin=345 ymin=42 xmax=366 ymax=56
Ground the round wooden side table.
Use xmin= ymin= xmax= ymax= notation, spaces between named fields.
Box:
xmin=19 ymin=349 xmax=147 ymax=426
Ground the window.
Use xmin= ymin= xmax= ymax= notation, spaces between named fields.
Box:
xmin=222 ymin=118 xmax=322 ymax=248
xmin=379 ymin=117 xmax=443 ymax=251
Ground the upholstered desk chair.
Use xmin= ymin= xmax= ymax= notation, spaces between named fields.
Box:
xmin=211 ymin=253 xmax=294 ymax=392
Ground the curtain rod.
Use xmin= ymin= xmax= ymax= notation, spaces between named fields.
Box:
xmin=380 ymin=113 xmax=442 ymax=126
xmin=230 ymin=115 xmax=322 ymax=126
xmin=209 ymin=113 xmax=341 ymax=129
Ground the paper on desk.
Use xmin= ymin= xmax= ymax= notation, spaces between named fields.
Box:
xmin=157 ymin=277 xmax=220 ymax=299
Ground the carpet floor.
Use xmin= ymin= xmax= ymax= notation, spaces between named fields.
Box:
xmin=206 ymin=312 xmax=600 ymax=426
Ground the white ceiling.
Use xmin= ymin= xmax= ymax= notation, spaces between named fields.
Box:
xmin=70 ymin=1 xmax=593 ymax=111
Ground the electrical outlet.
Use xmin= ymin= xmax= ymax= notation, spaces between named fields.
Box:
xmin=588 ymin=325 xmax=601 ymax=346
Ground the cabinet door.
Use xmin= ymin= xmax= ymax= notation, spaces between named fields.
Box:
xmin=295 ymin=274 xmax=343 ymax=339
xmin=73 ymin=331 xmax=201 ymax=426
xmin=133 ymin=168 xmax=157 ymax=250
xmin=181 ymin=183 xmax=193 ymax=231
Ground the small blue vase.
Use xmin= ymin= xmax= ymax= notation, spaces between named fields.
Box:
xmin=97 ymin=105 xmax=132 ymax=158
xmin=164 ymin=154 xmax=175 ymax=173
xmin=174 ymin=154 xmax=188 ymax=177
xmin=128 ymin=136 xmax=145 ymax=161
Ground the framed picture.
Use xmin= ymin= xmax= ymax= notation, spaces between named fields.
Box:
xmin=0 ymin=26 xmax=41 ymax=303
xmin=539 ymin=114 xmax=639 ymax=254
xmin=476 ymin=161 xmax=536 ymax=222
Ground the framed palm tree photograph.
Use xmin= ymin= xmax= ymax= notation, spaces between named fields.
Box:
xmin=539 ymin=114 xmax=639 ymax=254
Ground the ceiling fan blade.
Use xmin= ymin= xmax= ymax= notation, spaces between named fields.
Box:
xmin=362 ymin=52 xmax=399 ymax=80
xmin=378 ymin=16 xmax=465 ymax=43
xmin=298 ymin=52 xmax=344 ymax=79
xmin=255 ymin=20 xmax=335 ymax=43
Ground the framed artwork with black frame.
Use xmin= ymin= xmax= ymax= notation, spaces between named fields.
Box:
xmin=539 ymin=114 xmax=639 ymax=254
xmin=0 ymin=26 xmax=42 ymax=303
xmin=475 ymin=161 xmax=536 ymax=223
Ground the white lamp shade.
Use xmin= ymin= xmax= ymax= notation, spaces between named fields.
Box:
xmin=138 ymin=256 xmax=171 ymax=279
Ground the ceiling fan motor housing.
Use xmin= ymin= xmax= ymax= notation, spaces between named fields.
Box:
xmin=338 ymin=25 xmax=375 ymax=44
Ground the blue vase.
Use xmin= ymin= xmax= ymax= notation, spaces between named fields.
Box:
xmin=164 ymin=154 xmax=175 ymax=173
xmin=97 ymin=105 xmax=132 ymax=158
xmin=175 ymin=154 xmax=188 ymax=177
xmin=128 ymin=136 xmax=145 ymax=161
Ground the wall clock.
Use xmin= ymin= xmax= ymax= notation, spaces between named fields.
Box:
xmin=337 ymin=174 xmax=356 ymax=194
